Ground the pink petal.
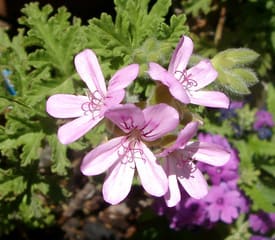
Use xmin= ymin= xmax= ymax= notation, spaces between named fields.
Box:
xmin=168 ymin=36 xmax=193 ymax=76
xmin=189 ymin=90 xmax=230 ymax=108
xmin=46 ymin=94 xmax=88 ymax=118
xmin=105 ymin=89 xmax=125 ymax=107
xmin=74 ymin=49 xmax=107 ymax=95
xmin=159 ymin=121 xmax=199 ymax=157
xmin=102 ymin=158 xmax=135 ymax=205
xmin=135 ymin=141 xmax=168 ymax=197
xmin=186 ymin=142 xmax=231 ymax=166
xmin=186 ymin=60 xmax=218 ymax=91
xmin=163 ymin=156 xmax=181 ymax=207
xmin=104 ymin=104 xmax=145 ymax=133
xmin=141 ymin=103 xmax=179 ymax=142
xmin=208 ymin=204 xmax=221 ymax=222
xmin=80 ymin=137 xmax=124 ymax=175
xmin=221 ymin=206 xmax=238 ymax=223
xmin=176 ymin=161 xmax=208 ymax=199
xmin=58 ymin=115 xmax=103 ymax=144
xmin=148 ymin=62 xmax=190 ymax=104
xmin=107 ymin=64 xmax=139 ymax=92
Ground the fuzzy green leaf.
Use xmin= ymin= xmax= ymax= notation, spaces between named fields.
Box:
xmin=212 ymin=48 xmax=259 ymax=68
xmin=231 ymin=68 xmax=258 ymax=86
xmin=215 ymin=66 xmax=251 ymax=95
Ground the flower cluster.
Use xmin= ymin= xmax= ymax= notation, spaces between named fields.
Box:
xmin=253 ymin=109 xmax=274 ymax=140
xmin=249 ymin=211 xmax=275 ymax=240
xmin=153 ymin=133 xmax=249 ymax=229
xmin=46 ymin=35 xmax=231 ymax=205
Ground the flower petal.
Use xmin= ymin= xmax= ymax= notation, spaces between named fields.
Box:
xmin=189 ymin=90 xmax=230 ymax=109
xmin=108 ymin=64 xmax=139 ymax=92
xmin=58 ymin=115 xmax=103 ymax=144
xmin=105 ymin=89 xmax=125 ymax=107
xmin=148 ymin=62 xmax=190 ymax=104
xmin=74 ymin=49 xmax=107 ymax=95
xmin=220 ymin=206 xmax=238 ymax=223
xmin=176 ymin=161 xmax=208 ymax=199
xmin=186 ymin=141 xmax=231 ymax=166
xmin=163 ymin=156 xmax=181 ymax=207
xmin=207 ymin=204 xmax=221 ymax=222
xmin=80 ymin=137 xmax=124 ymax=175
xmin=46 ymin=94 xmax=88 ymax=118
xmin=135 ymin=141 xmax=168 ymax=197
xmin=186 ymin=60 xmax=218 ymax=91
xmin=141 ymin=103 xmax=179 ymax=142
xmin=160 ymin=121 xmax=199 ymax=157
xmin=104 ymin=104 xmax=145 ymax=133
xmin=102 ymin=158 xmax=135 ymax=205
xmin=168 ymin=36 xmax=193 ymax=76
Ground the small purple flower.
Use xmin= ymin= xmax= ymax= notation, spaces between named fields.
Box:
xmin=249 ymin=211 xmax=275 ymax=234
xmin=197 ymin=133 xmax=239 ymax=185
xmin=204 ymin=184 xmax=243 ymax=224
xmin=250 ymin=235 xmax=274 ymax=240
xmin=155 ymin=191 xmax=210 ymax=230
xmin=253 ymin=110 xmax=274 ymax=130
xmin=220 ymin=101 xmax=244 ymax=120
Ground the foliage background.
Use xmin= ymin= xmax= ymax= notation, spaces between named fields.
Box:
xmin=0 ymin=0 xmax=274 ymax=239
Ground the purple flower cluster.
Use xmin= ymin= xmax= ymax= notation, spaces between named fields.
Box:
xmin=153 ymin=133 xmax=249 ymax=230
xmin=253 ymin=110 xmax=274 ymax=140
xmin=249 ymin=211 xmax=275 ymax=239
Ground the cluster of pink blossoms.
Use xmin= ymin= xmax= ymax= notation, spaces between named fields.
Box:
xmin=46 ymin=35 xmax=231 ymax=206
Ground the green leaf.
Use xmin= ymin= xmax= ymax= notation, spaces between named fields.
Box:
xmin=47 ymin=135 xmax=70 ymax=175
xmin=243 ymin=181 xmax=275 ymax=212
xmin=215 ymin=66 xmax=251 ymax=95
xmin=267 ymin=83 xmax=275 ymax=118
xmin=234 ymin=140 xmax=259 ymax=186
xmin=211 ymin=48 xmax=260 ymax=96
xmin=19 ymin=193 xmax=54 ymax=227
xmin=182 ymin=0 xmax=212 ymax=16
xmin=0 ymin=169 xmax=27 ymax=200
xmin=231 ymin=68 xmax=258 ymax=86
xmin=212 ymin=48 xmax=259 ymax=68
xmin=17 ymin=132 xmax=45 ymax=166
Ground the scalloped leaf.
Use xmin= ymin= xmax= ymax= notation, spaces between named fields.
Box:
xmin=17 ymin=132 xmax=45 ymax=166
xmin=47 ymin=135 xmax=70 ymax=175
xmin=0 ymin=169 xmax=27 ymax=201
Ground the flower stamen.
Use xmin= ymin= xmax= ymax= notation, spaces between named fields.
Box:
xmin=175 ymin=70 xmax=198 ymax=90
xmin=81 ymin=90 xmax=105 ymax=119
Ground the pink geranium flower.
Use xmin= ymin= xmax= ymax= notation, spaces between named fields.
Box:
xmin=159 ymin=121 xmax=231 ymax=207
xmin=46 ymin=49 xmax=139 ymax=144
xmin=80 ymin=103 xmax=179 ymax=205
xmin=148 ymin=35 xmax=229 ymax=108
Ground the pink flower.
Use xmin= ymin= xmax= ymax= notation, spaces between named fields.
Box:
xmin=46 ymin=49 xmax=139 ymax=144
xmin=148 ymin=35 xmax=229 ymax=108
xmin=159 ymin=121 xmax=231 ymax=207
xmin=80 ymin=103 xmax=179 ymax=205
